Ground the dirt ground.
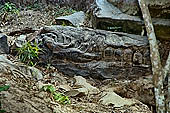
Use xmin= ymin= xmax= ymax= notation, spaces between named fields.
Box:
xmin=0 ymin=4 xmax=154 ymax=113
xmin=0 ymin=68 xmax=153 ymax=113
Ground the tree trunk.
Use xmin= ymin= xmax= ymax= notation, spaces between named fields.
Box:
xmin=137 ymin=0 xmax=166 ymax=113
xmin=164 ymin=52 xmax=170 ymax=112
xmin=168 ymin=75 xmax=170 ymax=112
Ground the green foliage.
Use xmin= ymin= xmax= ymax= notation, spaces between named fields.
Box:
xmin=26 ymin=3 xmax=43 ymax=11
xmin=107 ymin=26 xmax=122 ymax=31
xmin=55 ymin=4 xmax=76 ymax=17
xmin=61 ymin=21 xmax=67 ymax=26
xmin=0 ymin=2 xmax=19 ymax=14
xmin=0 ymin=85 xmax=10 ymax=92
xmin=16 ymin=41 xmax=41 ymax=66
xmin=42 ymin=85 xmax=71 ymax=105
xmin=43 ymin=85 xmax=56 ymax=94
xmin=0 ymin=85 xmax=10 ymax=113
xmin=61 ymin=21 xmax=73 ymax=26
xmin=53 ymin=93 xmax=70 ymax=105
xmin=0 ymin=110 xmax=6 ymax=113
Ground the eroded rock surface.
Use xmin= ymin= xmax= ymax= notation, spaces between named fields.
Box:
xmin=107 ymin=0 xmax=170 ymax=18
xmin=0 ymin=55 xmax=43 ymax=80
xmin=32 ymin=25 xmax=153 ymax=79
xmin=89 ymin=0 xmax=170 ymax=40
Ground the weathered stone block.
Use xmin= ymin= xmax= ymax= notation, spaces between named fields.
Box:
xmin=34 ymin=25 xmax=153 ymax=79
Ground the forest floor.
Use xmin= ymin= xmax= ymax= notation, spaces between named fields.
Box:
xmin=0 ymin=3 xmax=154 ymax=113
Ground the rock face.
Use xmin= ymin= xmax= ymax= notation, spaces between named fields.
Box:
xmin=0 ymin=34 xmax=9 ymax=54
xmin=107 ymin=0 xmax=170 ymax=18
xmin=88 ymin=0 xmax=170 ymax=40
xmin=33 ymin=25 xmax=153 ymax=79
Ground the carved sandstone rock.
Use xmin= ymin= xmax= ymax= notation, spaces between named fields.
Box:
xmin=32 ymin=25 xmax=154 ymax=79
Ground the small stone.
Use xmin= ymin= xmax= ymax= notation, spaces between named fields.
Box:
xmin=36 ymin=81 xmax=44 ymax=90
xmin=0 ymin=34 xmax=9 ymax=54
xmin=15 ymin=35 xmax=27 ymax=48
xmin=32 ymin=86 xmax=37 ymax=90
xmin=44 ymin=97 xmax=51 ymax=103
xmin=74 ymin=76 xmax=100 ymax=95
xmin=99 ymin=91 xmax=137 ymax=107
xmin=29 ymin=67 xmax=44 ymax=80
xmin=36 ymin=92 xmax=48 ymax=99
xmin=58 ymin=84 xmax=72 ymax=92
xmin=55 ymin=11 xmax=85 ymax=27
xmin=65 ymin=89 xmax=85 ymax=97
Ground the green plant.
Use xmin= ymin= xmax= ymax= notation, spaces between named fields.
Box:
xmin=107 ymin=26 xmax=122 ymax=31
xmin=16 ymin=41 xmax=41 ymax=66
xmin=26 ymin=3 xmax=43 ymax=10
xmin=0 ymin=2 xmax=19 ymax=14
xmin=0 ymin=85 xmax=10 ymax=113
xmin=61 ymin=21 xmax=67 ymax=26
xmin=43 ymin=85 xmax=56 ymax=93
xmin=53 ymin=93 xmax=70 ymax=105
xmin=0 ymin=110 xmax=6 ymax=113
xmin=55 ymin=5 xmax=76 ymax=17
xmin=0 ymin=85 xmax=10 ymax=92
xmin=43 ymin=85 xmax=71 ymax=105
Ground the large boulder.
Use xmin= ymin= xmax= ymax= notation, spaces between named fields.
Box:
xmin=107 ymin=0 xmax=170 ymax=18
xmin=34 ymin=26 xmax=170 ymax=79
xmin=32 ymin=25 xmax=154 ymax=79
xmin=88 ymin=0 xmax=170 ymax=40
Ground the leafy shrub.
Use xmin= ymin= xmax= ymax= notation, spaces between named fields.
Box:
xmin=16 ymin=41 xmax=41 ymax=66
xmin=53 ymin=93 xmax=70 ymax=105
xmin=55 ymin=4 xmax=76 ymax=17
xmin=43 ymin=85 xmax=71 ymax=105
xmin=0 ymin=2 xmax=19 ymax=14
xmin=0 ymin=2 xmax=19 ymax=23
xmin=43 ymin=85 xmax=56 ymax=93
xmin=0 ymin=85 xmax=10 ymax=92
xmin=26 ymin=3 xmax=44 ymax=11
